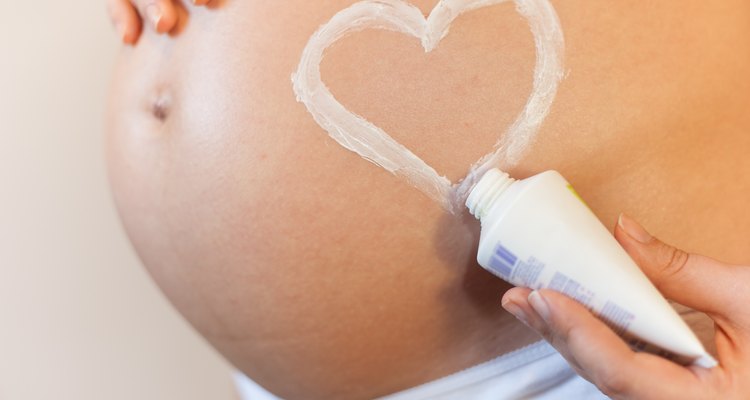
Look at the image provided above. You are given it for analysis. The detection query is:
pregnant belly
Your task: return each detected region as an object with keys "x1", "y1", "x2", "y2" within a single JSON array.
[{"x1": 105, "y1": 1, "x2": 750, "y2": 398}]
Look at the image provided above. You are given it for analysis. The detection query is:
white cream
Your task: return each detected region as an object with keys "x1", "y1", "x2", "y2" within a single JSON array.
[
  {"x1": 466, "y1": 169, "x2": 718, "y2": 368},
  {"x1": 292, "y1": 0, "x2": 564, "y2": 214}
]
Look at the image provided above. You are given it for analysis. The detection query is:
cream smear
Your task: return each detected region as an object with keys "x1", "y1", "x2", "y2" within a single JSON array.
[{"x1": 292, "y1": 0, "x2": 564, "y2": 214}]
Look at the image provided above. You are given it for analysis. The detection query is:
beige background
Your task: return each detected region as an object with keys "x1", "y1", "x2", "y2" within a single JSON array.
[{"x1": 0, "y1": 1, "x2": 237, "y2": 399}]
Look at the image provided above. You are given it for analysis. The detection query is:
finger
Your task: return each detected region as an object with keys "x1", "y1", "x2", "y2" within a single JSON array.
[
  {"x1": 503, "y1": 287, "x2": 586, "y2": 374},
  {"x1": 502, "y1": 287, "x2": 546, "y2": 330},
  {"x1": 131, "y1": 0, "x2": 179, "y2": 34},
  {"x1": 520, "y1": 289, "x2": 715, "y2": 399},
  {"x1": 192, "y1": 0, "x2": 212, "y2": 5},
  {"x1": 615, "y1": 214, "x2": 750, "y2": 320},
  {"x1": 107, "y1": 0, "x2": 142, "y2": 44}
]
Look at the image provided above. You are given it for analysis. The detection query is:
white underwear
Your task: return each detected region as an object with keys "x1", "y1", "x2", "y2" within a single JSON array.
[{"x1": 233, "y1": 341, "x2": 608, "y2": 399}]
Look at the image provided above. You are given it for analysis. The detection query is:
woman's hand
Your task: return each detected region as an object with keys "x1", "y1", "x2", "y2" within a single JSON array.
[
  {"x1": 502, "y1": 214, "x2": 750, "y2": 399},
  {"x1": 106, "y1": 0, "x2": 212, "y2": 45}
]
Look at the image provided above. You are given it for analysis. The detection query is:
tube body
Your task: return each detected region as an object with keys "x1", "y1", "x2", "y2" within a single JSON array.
[{"x1": 466, "y1": 169, "x2": 716, "y2": 367}]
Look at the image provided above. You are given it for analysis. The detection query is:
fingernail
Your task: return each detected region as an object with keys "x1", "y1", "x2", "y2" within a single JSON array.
[
  {"x1": 501, "y1": 298, "x2": 529, "y2": 325},
  {"x1": 618, "y1": 213, "x2": 653, "y2": 243},
  {"x1": 146, "y1": 3, "x2": 163, "y2": 29},
  {"x1": 528, "y1": 290, "x2": 551, "y2": 323},
  {"x1": 115, "y1": 21, "x2": 127, "y2": 42}
]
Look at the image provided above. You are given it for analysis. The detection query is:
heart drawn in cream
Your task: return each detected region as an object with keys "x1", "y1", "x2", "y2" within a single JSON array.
[{"x1": 292, "y1": 0, "x2": 564, "y2": 214}]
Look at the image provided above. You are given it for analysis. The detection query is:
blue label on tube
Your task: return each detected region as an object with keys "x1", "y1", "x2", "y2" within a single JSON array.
[{"x1": 489, "y1": 243, "x2": 518, "y2": 279}]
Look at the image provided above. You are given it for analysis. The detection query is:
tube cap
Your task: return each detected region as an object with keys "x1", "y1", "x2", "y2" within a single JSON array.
[{"x1": 465, "y1": 169, "x2": 515, "y2": 220}]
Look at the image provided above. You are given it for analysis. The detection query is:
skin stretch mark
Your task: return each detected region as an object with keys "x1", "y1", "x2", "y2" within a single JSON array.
[{"x1": 292, "y1": 0, "x2": 564, "y2": 214}]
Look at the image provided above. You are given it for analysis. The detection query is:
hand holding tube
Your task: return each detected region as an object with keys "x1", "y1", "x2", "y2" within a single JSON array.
[{"x1": 502, "y1": 214, "x2": 750, "y2": 399}]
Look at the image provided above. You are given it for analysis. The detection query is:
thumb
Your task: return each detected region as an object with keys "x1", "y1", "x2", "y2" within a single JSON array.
[
  {"x1": 614, "y1": 213, "x2": 746, "y2": 320},
  {"x1": 503, "y1": 288, "x2": 712, "y2": 399}
]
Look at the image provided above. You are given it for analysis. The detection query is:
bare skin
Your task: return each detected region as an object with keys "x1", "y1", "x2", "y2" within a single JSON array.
[{"x1": 106, "y1": 1, "x2": 750, "y2": 399}]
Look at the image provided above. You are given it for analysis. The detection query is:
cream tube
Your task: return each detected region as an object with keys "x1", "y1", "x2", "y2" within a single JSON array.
[{"x1": 466, "y1": 168, "x2": 717, "y2": 368}]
